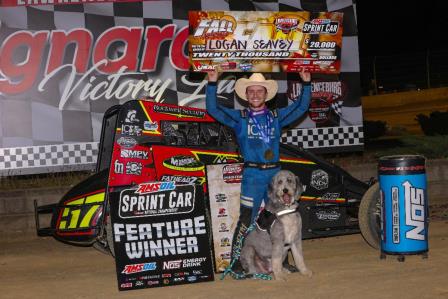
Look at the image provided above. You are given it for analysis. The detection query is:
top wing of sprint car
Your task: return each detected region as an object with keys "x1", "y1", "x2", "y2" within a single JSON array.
[{"x1": 34, "y1": 99, "x2": 380, "y2": 249}]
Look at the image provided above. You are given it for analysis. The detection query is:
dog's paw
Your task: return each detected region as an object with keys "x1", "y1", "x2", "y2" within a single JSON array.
[
  {"x1": 273, "y1": 272, "x2": 288, "y2": 281},
  {"x1": 282, "y1": 267, "x2": 291, "y2": 274},
  {"x1": 301, "y1": 268, "x2": 313, "y2": 277}
]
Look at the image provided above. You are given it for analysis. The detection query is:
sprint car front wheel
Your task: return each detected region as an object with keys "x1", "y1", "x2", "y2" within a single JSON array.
[{"x1": 359, "y1": 182, "x2": 381, "y2": 249}]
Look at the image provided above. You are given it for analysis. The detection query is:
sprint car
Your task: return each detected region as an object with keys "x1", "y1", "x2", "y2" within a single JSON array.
[{"x1": 34, "y1": 100, "x2": 380, "y2": 255}]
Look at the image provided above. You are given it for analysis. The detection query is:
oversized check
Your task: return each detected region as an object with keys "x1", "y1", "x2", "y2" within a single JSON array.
[{"x1": 189, "y1": 11, "x2": 343, "y2": 73}]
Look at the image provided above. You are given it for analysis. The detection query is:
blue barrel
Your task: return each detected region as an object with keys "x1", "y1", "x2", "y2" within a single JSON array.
[{"x1": 378, "y1": 155, "x2": 429, "y2": 255}]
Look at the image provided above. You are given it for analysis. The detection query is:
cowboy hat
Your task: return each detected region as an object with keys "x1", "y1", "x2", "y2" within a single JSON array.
[{"x1": 235, "y1": 73, "x2": 278, "y2": 101}]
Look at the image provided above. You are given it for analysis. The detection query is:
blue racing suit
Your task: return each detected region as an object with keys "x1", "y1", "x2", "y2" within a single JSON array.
[{"x1": 206, "y1": 81, "x2": 311, "y2": 262}]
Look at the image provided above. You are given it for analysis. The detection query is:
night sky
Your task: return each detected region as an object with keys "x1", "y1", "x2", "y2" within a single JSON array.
[{"x1": 356, "y1": 0, "x2": 448, "y2": 57}]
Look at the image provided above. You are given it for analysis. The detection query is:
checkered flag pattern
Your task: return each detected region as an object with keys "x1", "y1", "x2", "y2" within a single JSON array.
[
  {"x1": 331, "y1": 100, "x2": 343, "y2": 116},
  {"x1": 0, "y1": 0, "x2": 362, "y2": 175},
  {"x1": 0, "y1": 143, "x2": 98, "y2": 176},
  {"x1": 281, "y1": 126, "x2": 364, "y2": 150}
]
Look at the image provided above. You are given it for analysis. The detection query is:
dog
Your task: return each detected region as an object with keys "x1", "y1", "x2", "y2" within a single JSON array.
[{"x1": 240, "y1": 170, "x2": 312, "y2": 280}]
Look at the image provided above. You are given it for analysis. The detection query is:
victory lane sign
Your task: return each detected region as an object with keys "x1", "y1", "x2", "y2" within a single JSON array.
[{"x1": 109, "y1": 181, "x2": 214, "y2": 291}]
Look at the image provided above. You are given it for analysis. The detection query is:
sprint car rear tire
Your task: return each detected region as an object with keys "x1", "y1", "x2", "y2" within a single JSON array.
[
  {"x1": 359, "y1": 182, "x2": 381, "y2": 249},
  {"x1": 106, "y1": 214, "x2": 115, "y2": 257}
]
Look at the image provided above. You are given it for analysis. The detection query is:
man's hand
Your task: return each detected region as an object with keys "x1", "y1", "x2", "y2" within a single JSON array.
[
  {"x1": 299, "y1": 69, "x2": 311, "y2": 83},
  {"x1": 206, "y1": 69, "x2": 220, "y2": 82}
]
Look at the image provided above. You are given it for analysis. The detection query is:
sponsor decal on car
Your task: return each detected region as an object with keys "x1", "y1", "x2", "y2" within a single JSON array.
[
  {"x1": 121, "y1": 149, "x2": 149, "y2": 160},
  {"x1": 144, "y1": 120, "x2": 158, "y2": 131},
  {"x1": 163, "y1": 155, "x2": 205, "y2": 172},
  {"x1": 222, "y1": 164, "x2": 243, "y2": 183},
  {"x1": 125, "y1": 110, "x2": 140, "y2": 123},
  {"x1": 125, "y1": 162, "x2": 142, "y2": 175},
  {"x1": 153, "y1": 105, "x2": 206, "y2": 119},
  {"x1": 117, "y1": 136, "x2": 137, "y2": 149},
  {"x1": 321, "y1": 192, "x2": 340, "y2": 201},
  {"x1": 160, "y1": 175, "x2": 204, "y2": 185},
  {"x1": 311, "y1": 169, "x2": 329, "y2": 190},
  {"x1": 219, "y1": 222, "x2": 229, "y2": 232},
  {"x1": 220, "y1": 237, "x2": 230, "y2": 247},
  {"x1": 217, "y1": 208, "x2": 228, "y2": 217},
  {"x1": 215, "y1": 193, "x2": 227, "y2": 202},
  {"x1": 315, "y1": 210, "x2": 341, "y2": 221},
  {"x1": 121, "y1": 124, "x2": 142, "y2": 136}
]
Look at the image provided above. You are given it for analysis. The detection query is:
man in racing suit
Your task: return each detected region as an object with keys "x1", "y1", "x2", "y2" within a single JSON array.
[{"x1": 206, "y1": 70, "x2": 311, "y2": 272}]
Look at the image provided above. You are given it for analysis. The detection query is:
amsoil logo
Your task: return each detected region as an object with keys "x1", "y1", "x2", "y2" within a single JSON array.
[
  {"x1": 193, "y1": 17, "x2": 236, "y2": 38},
  {"x1": 122, "y1": 262, "x2": 157, "y2": 274},
  {"x1": 135, "y1": 182, "x2": 176, "y2": 195},
  {"x1": 275, "y1": 18, "x2": 298, "y2": 34}
]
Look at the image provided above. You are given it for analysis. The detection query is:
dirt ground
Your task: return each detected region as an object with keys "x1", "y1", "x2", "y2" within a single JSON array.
[{"x1": 1, "y1": 220, "x2": 447, "y2": 299}]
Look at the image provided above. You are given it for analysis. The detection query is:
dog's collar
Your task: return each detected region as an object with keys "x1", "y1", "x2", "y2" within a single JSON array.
[
  {"x1": 276, "y1": 207, "x2": 298, "y2": 217},
  {"x1": 275, "y1": 206, "x2": 299, "y2": 217}
]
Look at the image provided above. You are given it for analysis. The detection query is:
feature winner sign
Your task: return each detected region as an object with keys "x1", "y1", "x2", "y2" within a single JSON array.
[
  {"x1": 109, "y1": 181, "x2": 214, "y2": 291},
  {"x1": 189, "y1": 11, "x2": 343, "y2": 73}
]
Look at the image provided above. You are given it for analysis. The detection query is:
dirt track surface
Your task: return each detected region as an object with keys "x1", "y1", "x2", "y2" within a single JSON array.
[{"x1": 1, "y1": 221, "x2": 447, "y2": 299}]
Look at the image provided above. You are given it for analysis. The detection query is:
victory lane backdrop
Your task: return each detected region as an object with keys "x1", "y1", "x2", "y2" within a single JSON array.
[
  {"x1": 0, "y1": 0, "x2": 362, "y2": 176},
  {"x1": 109, "y1": 182, "x2": 215, "y2": 291}
]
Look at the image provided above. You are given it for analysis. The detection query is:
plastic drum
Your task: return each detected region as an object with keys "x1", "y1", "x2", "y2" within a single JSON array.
[{"x1": 378, "y1": 155, "x2": 429, "y2": 256}]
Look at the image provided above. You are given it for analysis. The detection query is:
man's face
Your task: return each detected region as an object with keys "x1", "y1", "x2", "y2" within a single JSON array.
[{"x1": 246, "y1": 85, "x2": 267, "y2": 110}]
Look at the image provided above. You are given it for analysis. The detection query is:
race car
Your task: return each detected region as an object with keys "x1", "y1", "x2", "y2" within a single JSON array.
[{"x1": 34, "y1": 99, "x2": 380, "y2": 255}]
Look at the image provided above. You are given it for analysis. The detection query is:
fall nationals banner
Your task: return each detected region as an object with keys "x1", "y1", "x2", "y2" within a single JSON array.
[
  {"x1": 0, "y1": 0, "x2": 363, "y2": 174},
  {"x1": 189, "y1": 11, "x2": 343, "y2": 73}
]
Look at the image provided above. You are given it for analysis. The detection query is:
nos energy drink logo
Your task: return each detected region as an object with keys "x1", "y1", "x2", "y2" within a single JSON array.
[{"x1": 403, "y1": 181, "x2": 425, "y2": 240}]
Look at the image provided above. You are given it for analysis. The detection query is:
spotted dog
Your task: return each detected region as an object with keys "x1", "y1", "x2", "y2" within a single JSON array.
[{"x1": 240, "y1": 170, "x2": 312, "y2": 280}]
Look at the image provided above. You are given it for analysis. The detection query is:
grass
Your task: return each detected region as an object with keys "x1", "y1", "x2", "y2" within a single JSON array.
[{"x1": 369, "y1": 135, "x2": 448, "y2": 159}]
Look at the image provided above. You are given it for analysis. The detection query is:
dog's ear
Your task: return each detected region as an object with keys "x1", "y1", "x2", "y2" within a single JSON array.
[{"x1": 295, "y1": 175, "x2": 303, "y2": 202}]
